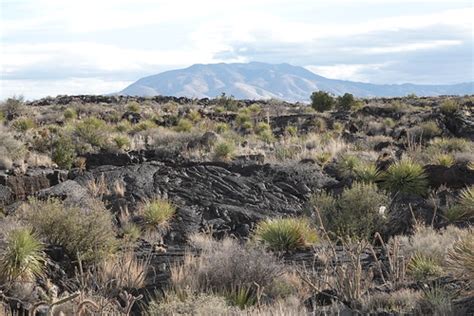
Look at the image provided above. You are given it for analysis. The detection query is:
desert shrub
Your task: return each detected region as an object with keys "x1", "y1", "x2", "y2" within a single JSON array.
[
  {"x1": 440, "y1": 99, "x2": 459, "y2": 114},
  {"x1": 258, "y1": 129, "x2": 275, "y2": 143},
  {"x1": 433, "y1": 153, "x2": 454, "y2": 167},
  {"x1": 253, "y1": 217, "x2": 318, "y2": 251},
  {"x1": 309, "y1": 117, "x2": 327, "y2": 132},
  {"x1": 147, "y1": 292, "x2": 235, "y2": 316},
  {"x1": 171, "y1": 235, "x2": 284, "y2": 306},
  {"x1": 142, "y1": 198, "x2": 175, "y2": 229},
  {"x1": 75, "y1": 117, "x2": 108, "y2": 147},
  {"x1": 175, "y1": 118, "x2": 193, "y2": 132},
  {"x1": 113, "y1": 134, "x2": 131, "y2": 150},
  {"x1": 255, "y1": 122, "x2": 271, "y2": 135},
  {"x1": 214, "y1": 122, "x2": 230, "y2": 134},
  {"x1": 313, "y1": 182, "x2": 389, "y2": 239},
  {"x1": 116, "y1": 120, "x2": 132, "y2": 133},
  {"x1": 214, "y1": 141, "x2": 235, "y2": 160},
  {"x1": 383, "y1": 117, "x2": 396, "y2": 128},
  {"x1": 187, "y1": 109, "x2": 201, "y2": 122},
  {"x1": 398, "y1": 225, "x2": 470, "y2": 266},
  {"x1": 362, "y1": 289, "x2": 421, "y2": 314},
  {"x1": 1, "y1": 96, "x2": 24, "y2": 119},
  {"x1": 417, "y1": 286, "x2": 454, "y2": 316},
  {"x1": 430, "y1": 137, "x2": 468, "y2": 153},
  {"x1": 314, "y1": 152, "x2": 333, "y2": 166},
  {"x1": 354, "y1": 163, "x2": 381, "y2": 183},
  {"x1": 418, "y1": 121, "x2": 441, "y2": 139},
  {"x1": 121, "y1": 222, "x2": 141, "y2": 243},
  {"x1": 217, "y1": 93, "x2": 239, "y2": 111},
  {"x1": 127, "y1": 101, "x2": 140, "y2": 113},
  {"x1": 311, "y1": 91, "x2": 335, "y2": 112},
  {"x1": 387, "y1": 101, "x2": 413, "y2": 112},
  {"x1": 98, "y1": 251, "x2": 147, "y2": 290},
  {"x1": 63, "y1": 108, "x2": 77, "y2": 120},
  {"x1": 12, "y1": 117, "x2": 36, "y2": 132},
  {"x1": 52, "y1": 134, "x2": 76, "y2": 169},
  {"x1": 447, "y1": 232, "x2": 474, "y2": 280},
  {"x1": 132, "y1": 119, "x2": 156, "y2": 132},
  {"x1": 407, "y1": 254, "x2": 443, "y2": 281},
  {"x1": 24, "y1": 198, "x2": 116, "y2": 263},
  {"x1": 381, "y1": 159, "x2": 428, "y2": 195},
  {"x1": 0, "y1": 228, "x2": 46, "y2": 282},
  {"x1": 0, "y1": 130, "x2": 27, "y2": 166},
  {"x1": 336, "y1": 154, "x2": 361, "y2": 178},
  {"x1": 236, "y1": 111, "x2": 251, "y2": 129},
  {"x1": 337, "y1": 93, "x2": 356, "y2": 110},
  {"x1": 0, "y1": 110, "x2": 4, "y2": 122},
  {"x1": 285, "y1": 125, "x2": 298, "y2": 137}
]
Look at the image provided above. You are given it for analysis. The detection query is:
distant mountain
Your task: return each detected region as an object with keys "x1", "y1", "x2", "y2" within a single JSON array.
[{"x1": 119, "y1": 62, "x2": 473, "y2": 101}]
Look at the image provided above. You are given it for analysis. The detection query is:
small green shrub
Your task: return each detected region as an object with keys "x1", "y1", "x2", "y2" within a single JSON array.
[
  {"x1": 285, "y1": 125, "x2": 298, "y2": 137},
  {"x1": 142, "y1": 198, "x2": 176, "y2": 229},
  {"x1": 419, "y1": 121, "x2": 441, "y2": 139},
  {"x1": 382, "y1": 159, "x2": 428, "y2": 195},
  {"x1": 63, "y1": 108, "x2": 77, "y2": 120},
  {"x1": 121, "y1": 223, "x2": 141, "y2": 243},
  {"x1": 418, "y1": 286, "x2": 453, "y2": 315},
  {"x1": 337, "y1": 93, "x2": 356, "y2": 110},
  {"x1": 213, "y1": 141, "x2": 235, "y2": 160},
  {"x1": 1, "y1": 96, "x2": 24, "y2": 119},
  {"x1": 440, "y1": 99, "x2": 459, "y2": 114},
  {"x1": 407, "y1": 254, "x2": 443, "y2": 281},
  {"x1": 447, "y1": 232, "x2": 474, "y2": 280},
  {"x1": 311, "y1": 91, "x2": 335, "y2": 112},
  {"x1": 255, "y1": 122, "x2": 271, "y2": 134},
  {"x1": 147, "y1": 292, "x2": 235, "y2": 315},
  {"x1": 313, "y1": 182, "x2": 389, "y2": 239},
  {"x1": 0, "y1": 228, "x2": 46, "y2": 282},
  {"x1": 75, "y1": 117, "x2": 108, "y2": 147},
  {"x1": 132, "y1": 119, "x2": 156, "y2": 132},
  {"x1": 127, "y1": 101, "x2": 140, "y2": 113},
  {"x1": 175, "y1": 118, "x2": 193, "y2": 132},
  {"x1": 253, "y1": 217, "x2": 318, "y2": 251},
  {"x1": 458, "y1": 186, "x2": 474, "y2": 215},
  {"x1": 52, "y1": 134, "x2": 77, "y2": 169},
  {"x1": 24, "y1": 198, "x2": 116, "y2": 263},
  {"x1": 113, "y1": 135, "x2": 131, "y2": 150},
  {"x1": 214, "y1": 122, "x2": 229, "y2": 134},
  {"x1": 12, "y1": 117, "x2": 36, "y2": 132},
  {"x1": 187, "y1": 109, "x2": 201, "y2": 122},
  {"x1": 430, "y1": 137, "x2": 468, "y2": 153}
]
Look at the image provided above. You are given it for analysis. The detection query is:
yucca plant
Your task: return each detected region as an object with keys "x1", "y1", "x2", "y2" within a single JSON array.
[
  {"x1": 253, "y1": 217, "x2": 318, "y2": 251},
  {"x1": 458, "y1": 186, "x2": 474, "y2": 218},
  {"x1": 337, "y1": 154, "x2": 361, "y2": 178},
  {"x1": 354, "y1": 163, "x2": 381, "y2": 183},
  {"x1": 407, "y1": 254, "x2": 443, "y2": 281},
  {"x1": 382, "y1": 159, "x2": 428, "y2": 195},
  {"x1": 143, "y1": 198, "x2": 176, "y2": 229},
  {"x1": 447, "y1": 232, "x2": 474, "y2": 280},
  {"x1": 0, "y1": 228, "x2": 46, "y2": 282},
  {"x1": 434, "y1": 154, "x2": 454, "y2": 167}
]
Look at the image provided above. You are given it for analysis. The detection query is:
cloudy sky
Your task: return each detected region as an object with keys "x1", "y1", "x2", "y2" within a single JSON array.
[{"x1": 1, "y1": 0, "x2": 473, "y2": 99}]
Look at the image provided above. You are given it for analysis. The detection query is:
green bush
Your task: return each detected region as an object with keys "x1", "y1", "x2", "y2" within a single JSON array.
[
  {"x1": 52, "y1": 134, "x2": 77, "y2": 169},
  {"x1": 285, "y1": 125, "x2": 298, "y2": 137},
  {"x1": 63, "y1": 108, "x2": 77, "y2": 120},
  {"x1": 113, "y1": 134, "x2": 131, "y2": 150},
  {"x1": 24, "y1": 198, "x2": 116, "y2": 263},
  {"x1": 12, "y1": 117, "x2": 36, "y2": 132},
  {"x1": 440, "y1": 99, "x2": 459, "y2": 115},
  {"x1": 187, "y1": 109, "x2": 201, "y2": 122},
  {"x1": 382, "y1": 159, "x2": 428, "y2": 195},
  {"x1": 253, "y1": 217, "x2": 318, "y2": 251},
  {"x1": 313, "y1": 182, "x2": 389, "y2": 239},
  {"x1": 214, "y1": 141, "x2": 235, "y2": 160},
  {"x1": 433, "y1": 153, "x2": 454, "y2": 167},
  {"x1": 1, "y1": 96, "x2": 24, "y2": 119},
  {"x1": 430, "y1": 137, "x2": 468, "y2": 153},
  {"x1": 142, "y1": 198, "x2": 176, "y2": 229},
  {"x1": 175, "y1": 118, "x2": 193, "y2": 132},
  {"x1": 419, "y1": 121, "x2": 441, "y2": 139},
  {"x1": 337, "y1": 93, "x2": 356, "y2": 110},
  {"x1": 0, "y1": 228, "x2": 46, "y2": 282},
  {"x1": 311, "y1": 91, "x2": 335, "y2": 112},
  {"x1": 214, "y1": 122, "x2": 229, "y2": 134},
  {"x1": 75, "y1": 117, "x2": 108, "y2": 147},
  {"x1": 127, "y1": 101, "x2": 141, "y2": 113}
]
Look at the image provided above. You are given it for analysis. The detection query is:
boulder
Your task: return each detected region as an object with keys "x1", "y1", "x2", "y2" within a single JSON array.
[{"x1": 424, "y1": 163, "x2": 474, "y2": 189}]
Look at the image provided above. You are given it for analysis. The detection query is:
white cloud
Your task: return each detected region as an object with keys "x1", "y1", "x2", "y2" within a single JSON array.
[
  {"x1": 305, "y1": 63, "x2": 390, "y2": 82},
  {"x1": 355, "y1": 40, "x2": 463, "y2": 54},
  {"x1": 0, "y1": 78, "x2": 132, "y2": 100}
]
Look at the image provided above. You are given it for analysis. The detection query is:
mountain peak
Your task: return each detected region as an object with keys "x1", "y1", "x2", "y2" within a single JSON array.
[{"x1": 120, "y1": 62, "x2": 473, "y2": 101}]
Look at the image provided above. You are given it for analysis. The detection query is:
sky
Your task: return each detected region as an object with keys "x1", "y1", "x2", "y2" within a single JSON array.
[{"x1": 0, "y1": 0, "x2": 473, "y2": 100}]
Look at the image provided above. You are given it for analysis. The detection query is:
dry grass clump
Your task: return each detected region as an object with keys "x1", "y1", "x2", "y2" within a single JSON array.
[
  {"x1": 98, "y1": 251, "x2": 148, "y2": 290},
  {"x1": 171, "y1": 235, "x2": 285, "y2": 307},
  {"x1": 142, "y1": 198, "x2": 176, "y2": 229},
  {"x1": 362, "y1": 289, "x2": 422, "y2": 314},
  {"x1": 447, "y1": 231, "x2": 474, "y2": 281},
  {"x1": 23, "y1": 198, "x2": 116, "y2": 263}
]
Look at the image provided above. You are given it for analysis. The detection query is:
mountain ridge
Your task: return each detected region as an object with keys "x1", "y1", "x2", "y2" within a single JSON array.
[{"x1": 119, "y1": 62, "x2": 473, "y2": 101}]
